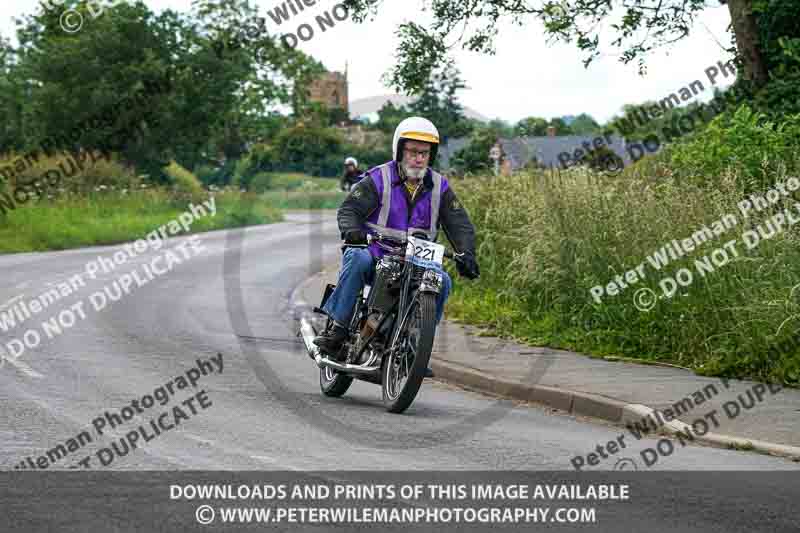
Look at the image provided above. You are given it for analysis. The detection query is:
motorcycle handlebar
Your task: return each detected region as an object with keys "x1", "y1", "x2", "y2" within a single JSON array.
[{"x1": 344, "y1": 233, "x2": 463, "y2": 263}]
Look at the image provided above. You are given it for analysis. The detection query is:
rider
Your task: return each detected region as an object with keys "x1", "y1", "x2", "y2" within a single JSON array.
[
  {"x1": 314, "y1": 117, "x2": 480, "y2": 365},
  {"x1": 340, "y1": 157, "x2": 363, "y2": 191}
]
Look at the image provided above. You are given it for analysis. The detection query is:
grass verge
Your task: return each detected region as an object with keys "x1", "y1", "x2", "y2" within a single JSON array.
[
  {"x1": 444, "y1": 167, "x2": 800, "y2": 386},
  {"x1": 260, "y1": 190, "x2": 345, "y2": 210},
  {"x1": 0, "y1": 189, "x2": 282, "y2": 253}
]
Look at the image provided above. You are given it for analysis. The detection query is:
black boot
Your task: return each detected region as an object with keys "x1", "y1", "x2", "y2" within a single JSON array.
[{"x1": 313, "y1": 324, "x2": 348, "y2": 357}]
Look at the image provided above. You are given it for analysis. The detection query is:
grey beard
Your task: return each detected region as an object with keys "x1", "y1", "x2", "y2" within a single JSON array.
[{"x1": 402, "y1": 164, "x2": 426, "y2": 180}]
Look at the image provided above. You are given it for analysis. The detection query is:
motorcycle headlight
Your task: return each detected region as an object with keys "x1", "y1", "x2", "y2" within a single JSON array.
[
  {"x1": 420, "y1": 270, "x2": 442, "y2": 292},
  {"x1": 423, "y1": 270, "x2": 442, "y2": 283}
]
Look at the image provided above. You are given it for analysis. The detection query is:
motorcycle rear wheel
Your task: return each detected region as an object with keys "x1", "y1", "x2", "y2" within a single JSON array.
[
  {"x1": 319, "y1": 365, "x2": 353, "y2": 397},
  {"x1": 381, "y1": 293, "x2": 436, "y2": 413}
]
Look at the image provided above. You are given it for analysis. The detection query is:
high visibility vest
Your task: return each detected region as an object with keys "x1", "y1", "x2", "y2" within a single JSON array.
[{"x1": 362, "y1": 161, "x2": 446, "y2": 257}]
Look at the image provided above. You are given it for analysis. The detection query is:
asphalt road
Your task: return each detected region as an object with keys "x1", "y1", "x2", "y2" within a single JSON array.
[
  {"x1": 1, "y1": 211, "x2": 799, "y2": 531},
  {"x1": 2, "y1": 211, "x2": 799, "y2": 471}
]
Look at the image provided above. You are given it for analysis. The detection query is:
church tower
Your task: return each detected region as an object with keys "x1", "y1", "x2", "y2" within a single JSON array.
[{"x1": 308, "y1": 63, "x2": 349, "y2": 115}]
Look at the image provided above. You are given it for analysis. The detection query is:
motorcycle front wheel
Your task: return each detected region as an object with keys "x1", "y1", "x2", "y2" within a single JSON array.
[
  {"x1": 319, "y1": 318, "x2": 353, "y2": 397},
  {"x1": 381, "y1": 292, "x2": 436, "y2": 413}
]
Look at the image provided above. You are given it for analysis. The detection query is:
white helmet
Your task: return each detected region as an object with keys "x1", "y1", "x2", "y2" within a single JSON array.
[
  {"x1": 344, "y1": 157, "x2": 358, "y2": 167},
  {"x1": 392, "y1": 117, "x2": 440, "y2": 164}
]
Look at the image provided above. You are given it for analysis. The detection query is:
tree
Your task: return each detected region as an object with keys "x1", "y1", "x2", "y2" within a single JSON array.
[
  {"x1": 234, "y1": 121, "x2": 345, "y2": 178},
  {"x1": 274, "y1": 122, "x2": 344, "y2": 176},
  {"x1": 450, "y1": 121, "x2": 512, "y2": 173},
  {"x1": 745, "y1": 0, "x2": 800, "y2": 116},
  {"x1": 568, "y1": 113, "x2": 601, "y2": 135},
  {"x1": 515, "y1": 117, "x2": 549, "y2": 137},
  {"x1": 726, "y1": 0, "x2": 768, "y2": 87},
  {"x1": 450, "y1": 128, "x2": 497, "y2": 174},
  {"x1": 343, "y1": 0, "x2": 771, "y2": 94},
  {"x1": 328, "y1": 107, "x2": 351, "y2": 126},
  {"x1": 406, "y1": 60, "x2": 473, "y2": 142},
  {"x1": 191, "y1": 0, "x2": 322, "y2": 162},
  {"x1": 608, "y1": 100, "x2": 706, "y2": 141},
  {"x1": 485, "y1": 118, "x2": 515, "y2": 138},
  {"x1": 374, "y1": 101, "x2": 414, "y2": 135},
  {"x1": 547, "y1": 117, "x2": 573, "y2": 135},
  {"x1": 7, "y1": 0, "x2": 319, "y2": 179},
  {"x1": 13, "y1": 1, "x2": 182, "y2": 177},
  {"x1": 515, "y1": 117, "x2": 577, "y2": 136},
  {"x1": 299, "y1": 102, "x2": 350, "y2": 127},
  {"x1": 0, "y1": 37, "x2": 24, "y2": 154}
]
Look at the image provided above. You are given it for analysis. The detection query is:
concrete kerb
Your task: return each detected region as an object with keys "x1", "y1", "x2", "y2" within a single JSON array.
[
  {"x1": 621, "y1": 404, "x2": 800, "y2": 461},
  {"x1": 292, "y1": 267, "x2": 800, "y2": 462},
  {"x1": 428, "y1": 349, "x2": 800, "y2": 462}
]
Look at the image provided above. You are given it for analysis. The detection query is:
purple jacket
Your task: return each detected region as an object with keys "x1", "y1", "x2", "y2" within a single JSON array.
[
  {"x1": 337, "y1": 160, "x2": 476, "y2": 260},
  {"x1": 361, "y1": 161, "x2": 446, "y2": 258}
]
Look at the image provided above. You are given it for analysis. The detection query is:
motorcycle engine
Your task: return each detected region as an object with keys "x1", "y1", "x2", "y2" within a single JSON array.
[{"x1": 368, "y1": 257, "x2": 402, "y2": 314}]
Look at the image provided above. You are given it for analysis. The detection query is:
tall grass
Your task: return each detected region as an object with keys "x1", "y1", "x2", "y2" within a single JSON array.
[
  {"x1": 1, "y1": 149, "x2": 141, "y2": 197},
  {"x1": 0, "y1": 149, "x2": 288, "y2": 253},
  {"x1": 446, "y1": 165, "x2": 800, "y2": 385}
]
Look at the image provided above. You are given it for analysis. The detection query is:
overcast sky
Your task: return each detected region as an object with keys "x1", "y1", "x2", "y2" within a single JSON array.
[{"x1": 1, "y1": 0, "x2": 736, "y2": 124}]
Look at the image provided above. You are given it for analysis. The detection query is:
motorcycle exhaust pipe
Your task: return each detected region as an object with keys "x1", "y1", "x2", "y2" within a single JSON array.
[
  {"x1": 299, "y1": 318, "x2": 320, "y2": 362},
  {"x1": 300, "y1": 317, "x2": 380, "y2": 375},
  {"x1": 314, "y1": 354, "x2": 380, "y2": 375}
]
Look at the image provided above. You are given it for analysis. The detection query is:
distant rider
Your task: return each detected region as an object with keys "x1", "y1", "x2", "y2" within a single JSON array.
[{"x1": 340, "y1": 157, "x2": 363, "y2": 192}]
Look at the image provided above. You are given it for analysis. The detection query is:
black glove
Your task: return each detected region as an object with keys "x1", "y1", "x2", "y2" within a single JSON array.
[
  {"x1": 343, "y1": 230, "x2": 367, "y2": 244},
  {"x1": 456, "y1": 252, "x2": 480, "y2": 279}
]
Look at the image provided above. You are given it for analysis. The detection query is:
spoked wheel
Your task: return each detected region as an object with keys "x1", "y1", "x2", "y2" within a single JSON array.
[
  {"x1": 319, "y1": 318, "x2": 353, "y2": 397},
  {"x1": 320, "y1": 364, "x2": 352, "y2": 397},
  {"x1": 381, "y1": 293, "x2": 436, "y2": 413}
]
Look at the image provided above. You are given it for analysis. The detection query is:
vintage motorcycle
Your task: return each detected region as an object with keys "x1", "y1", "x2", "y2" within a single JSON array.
[{"x1": 299, "y1": 232, "x2": 463, "y2": 413}]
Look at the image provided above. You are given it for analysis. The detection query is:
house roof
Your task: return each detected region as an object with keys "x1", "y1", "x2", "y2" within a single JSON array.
[
  {"x1": 436, "y1": 137, "x2": 471, "y2": 169},
  {"x1": 439, "y1": 134, "x2": 640, "y2": 171}
]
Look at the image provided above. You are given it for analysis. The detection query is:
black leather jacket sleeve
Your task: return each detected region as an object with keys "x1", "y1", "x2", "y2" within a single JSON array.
[
  {"x1": 337, "y1": 175, "x2": 380, "y2": 240},
  {"x1": 438, "y1": 187, "x2": 476, "y2": 256}
]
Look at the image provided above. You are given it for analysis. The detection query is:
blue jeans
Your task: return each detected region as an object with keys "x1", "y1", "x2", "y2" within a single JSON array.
[{"x1": 322, "y1": 248, "x2": 452, "y2": 327}]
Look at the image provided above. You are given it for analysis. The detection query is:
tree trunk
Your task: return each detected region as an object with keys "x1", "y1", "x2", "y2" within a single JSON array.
[{"x1": 726, "y1": 0, "x2": 769, "y2": 88}]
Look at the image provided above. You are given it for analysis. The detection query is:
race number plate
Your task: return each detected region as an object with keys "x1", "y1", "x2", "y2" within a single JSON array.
[{"x1": 406, "y1": 236, "x2": 445, "y2": 268}]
